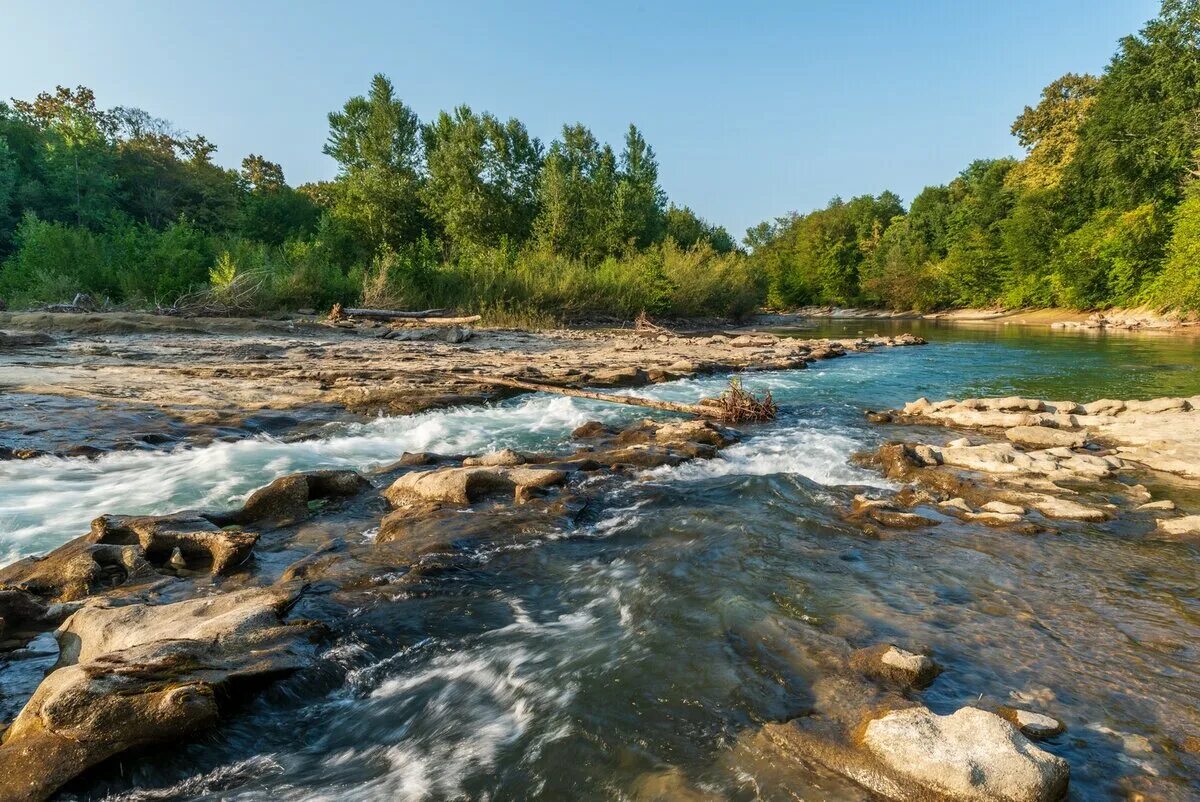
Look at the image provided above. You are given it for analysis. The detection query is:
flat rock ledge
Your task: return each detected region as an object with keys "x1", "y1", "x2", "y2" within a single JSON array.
[{"x1": 851, "y1": 394, "x2": 1199, "y2": 537}]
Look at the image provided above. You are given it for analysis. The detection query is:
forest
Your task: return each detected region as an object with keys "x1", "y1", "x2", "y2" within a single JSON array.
[{"x1": 0, "y1": 0, "x2": 1198, "y2": 320}]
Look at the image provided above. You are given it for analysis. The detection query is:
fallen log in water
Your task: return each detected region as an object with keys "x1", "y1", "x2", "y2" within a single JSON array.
[{"x1": 476, "y1": 375, "x2": 776, "y2": 423}]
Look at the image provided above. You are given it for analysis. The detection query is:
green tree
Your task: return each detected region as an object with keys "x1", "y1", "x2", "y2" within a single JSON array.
[
  {"x1": 534, "y1": 123, "x2": 618, "y2": 262},
  {"x1": 611, "y1": 124, "x2": 666, "y2": 250},
  {"x1": 421, "y1": 106, "x2": 542, "y2": 252},
  {"x1": 324, "y1": 74, "x2": 425, "y2": 252},
  {"x1": 1070, "y1": 0, "x2": 1200, "y2": 209},
  {"x1": 665, "y1": 204, "x2": 736, "y2": 253},
  {"x1": 1007, "y1": 74, "x2": 1099, "y2": 190}
]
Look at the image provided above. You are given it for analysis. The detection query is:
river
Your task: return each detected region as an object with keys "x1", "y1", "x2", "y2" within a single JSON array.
[{"x1": 4, "y1": 321, "x2": 1199, "y2": 800}]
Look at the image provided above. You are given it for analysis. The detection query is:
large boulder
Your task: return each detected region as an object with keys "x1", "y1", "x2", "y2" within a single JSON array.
[
  {"x1": 0, "y1": 584, "x2": 321, "y2": 802},
  {"x1": 862, "y1": 706, "x2": 1069, "y2": 802}
]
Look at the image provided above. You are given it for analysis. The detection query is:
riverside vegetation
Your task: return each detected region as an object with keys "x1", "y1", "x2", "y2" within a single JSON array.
[{"x1": 3, "y1": 1, "x2": 1200, "y2": 321}]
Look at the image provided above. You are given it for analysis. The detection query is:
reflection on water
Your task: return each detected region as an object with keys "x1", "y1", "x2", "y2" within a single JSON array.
[{"x1": 11, "y1": 321, "x2": 1200, "y2": 800}]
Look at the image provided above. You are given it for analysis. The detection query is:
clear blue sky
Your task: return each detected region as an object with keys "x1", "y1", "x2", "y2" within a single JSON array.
[{"x1": 3, "y1": 0, "x2": 1159, "y2": 239}]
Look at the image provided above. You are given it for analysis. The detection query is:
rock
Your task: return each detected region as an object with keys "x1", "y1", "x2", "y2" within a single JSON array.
[
  {"x1": 0, "y1": 585, "x2": 321, "y2": 802},
  {"x1": 652, "y1": 419, "x2": 739, "y2": 448},
  {"x1": 998, "y1": 707, "x2": 1067, "y2": 740},
  {"x1": 940, "y1": 497, "x2": 973, "y2": 513},
  {"x1": 590, "y1": 366, "x2": 649, "y2": 387},
  {"x1": 1137, "y1": 500, "x2": 1176, "y2": 511},
  {"x1": 0, "y1": 331, "x2": 53, "y2": 349},
  {"x1": 572, "y1": 420, "x2": 612, "y2": 439},
  {"x1": 912, "y1": 444, "x2": 941, "y2": 466},
  {"x1": 1081, "y1": 399, "x2": 1124, "y2": 415},
  {"x1": 947, "y1": 437, "x2": 971, "y2": 448},
  {"x1": 463, "y1": 448, "x2": 527, "y2": 467},
  {"x1": 981, "y1": 500, "x2": 1026, "y2": 516},
  {"x1": 214, "y1": 470, "x2": 370, "y2": 526},
  {"x1": 983, "y1": 397, "x2": 1046, "y2": 413},
  {"x1": 964, "y1": 511, "x2": 1024, "y2": 527},
  {"x1": 90, "y1": 512, "x2": 258, "y2": 575},
  {"x1": 0, "y1": 588, "x2": 50, "y2": 640},
  {"x1": 1005, "y1": 426, "x2": 1086, "y2": 450},
  {"x1": 384, "y1": 465, "x2": 567, "y2": 506},
  {"x1": 0, "y1": 539, "x2": 151, "y2": 603},
  {"x1": 1125, "y1": 397, "x2": 1190, "y2": 414},
  {"x1": 863, "y1": 706, "x2": 1069, "y2": 802},
  {"x1": 1157, "y1": 514, "x2": 1200, "y2": 538},
  {"x1": 849, "y1": 644, "x2": 940, "y2": 688}
]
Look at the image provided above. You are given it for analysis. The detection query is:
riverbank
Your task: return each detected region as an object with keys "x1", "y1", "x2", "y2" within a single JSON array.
[
  {"x1": 0, "y1": 310, "x2": 921, "y2": 460},
  {"x1": 2, "y1": 315, "x2": 1200, "y2": 799},
  {"x1": 777, "y1": 305, "x2": 1200, "y2": 333}
]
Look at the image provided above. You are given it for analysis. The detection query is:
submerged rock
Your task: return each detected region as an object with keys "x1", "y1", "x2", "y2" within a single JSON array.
[
  {"x1": 998, "y1": 707, "x2": 1067, "y2": 740},
  {"x1": 862, "y1": 706, "x2": 1069, "y2": 802},
  {"x1": 849, "y1": 643, "x2": 941, "y2": 688}
]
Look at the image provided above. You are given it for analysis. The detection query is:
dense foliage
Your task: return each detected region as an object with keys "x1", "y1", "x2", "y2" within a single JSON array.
[
  {"x1": 0, "y1": 77, "x2": 742, "y2": 321},
  {"x1": 3, "y1": 1, "x2": 1199, "y2": 319},
  {"x1": 749, "y1": 0, "x2": 1200, "y2": 312}
]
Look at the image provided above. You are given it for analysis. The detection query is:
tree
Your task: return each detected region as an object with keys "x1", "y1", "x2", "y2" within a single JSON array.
[
  {"x1": 240, "y1": 154, "x2": 286, "y2": 191},
  {"x1": 421, "y1": 105, "x2": 542, "y2": 252},
  {"x1": 324, "y1": 74, "x2": 425, "y2": 252},
  {"x1": 534, "y1": 123, "x2": 618, "y2": 262},
  {"x1": 611, "y1": 124, "x2": 666, "y2": 250},
  {"x1": 1007, "y1": 74, "x2": 1099, "y2": 190},
  {"x1": 1070, "y1": 0, "x2": 1200, "y2": 209},
  {"x1": 665, "y1": 205, "x2": 735, "y2": 253},
  {"x1": 238, "y1": 155, "x2": 319, "y2": 245},
  {"x1": 11, "y1": 85, "x2": 117, "y2": 228}
]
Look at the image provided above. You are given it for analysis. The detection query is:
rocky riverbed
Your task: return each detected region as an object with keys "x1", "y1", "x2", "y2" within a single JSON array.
[{"x1": 2, "y1": 316, "x2": 1199, "y2": 800}]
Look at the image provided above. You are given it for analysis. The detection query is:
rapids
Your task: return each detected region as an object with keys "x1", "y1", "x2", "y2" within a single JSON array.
[{"x1": 5, "y1": 320, "x2": 1200, "y2": 800}]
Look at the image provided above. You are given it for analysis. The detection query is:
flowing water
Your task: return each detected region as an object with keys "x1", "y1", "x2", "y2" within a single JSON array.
[{"x1": 4, "y1": 321, "x2": 1200, "y2": 800}]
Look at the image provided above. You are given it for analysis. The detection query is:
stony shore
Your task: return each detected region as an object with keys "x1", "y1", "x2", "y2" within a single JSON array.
[
  {"x1": 5, "y1": 311, "x2": 1200, "y2": 800},
  {"x1": 0, "y1": 310, "x2": 921, "y2": 458}
]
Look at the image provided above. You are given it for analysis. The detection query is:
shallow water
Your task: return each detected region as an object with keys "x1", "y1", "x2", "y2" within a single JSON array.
[{"x1": 5, "y1": 323, "x2": 1200, "y2": 800}]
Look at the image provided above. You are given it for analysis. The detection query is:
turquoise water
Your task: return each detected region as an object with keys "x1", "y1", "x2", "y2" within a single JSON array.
[{"x1": 5, "y1": 323, "x2": 1199, "y2": 800}]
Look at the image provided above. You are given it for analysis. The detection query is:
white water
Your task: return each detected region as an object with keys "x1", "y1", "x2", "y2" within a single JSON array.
[{"x1": 0, "y1": 372, "x2": 881, "y2": 564}]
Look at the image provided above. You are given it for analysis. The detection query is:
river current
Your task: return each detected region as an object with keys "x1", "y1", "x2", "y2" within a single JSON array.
[{"x1": 3, "y1": 321, "x2": 1199, "y2": 800}]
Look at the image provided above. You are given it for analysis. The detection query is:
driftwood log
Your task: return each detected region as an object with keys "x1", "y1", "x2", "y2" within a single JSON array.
[{"x1": 342, "y1": 308, "x2": 451, "y2": 320}]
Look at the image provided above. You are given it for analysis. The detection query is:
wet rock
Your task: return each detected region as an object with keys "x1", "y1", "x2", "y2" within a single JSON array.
[
  {"x1": 91, "y1": 512, "x2": 258, "y2": 575},
  {"x1": 652, "y1": 419, "x2": 739, "y2": 448},
  {"x1": 849, "y1": 644, "x2": 941, "y2": 688},
  {"x1": 940, "y1": 497, "x2": 973, "y2": 513},
  {"x1": 964, "y1": 511, "x2": 1025, "y2": 527},
  {"x1": 0, "y1": 588, "x2": 51, "y2": 642},
  {"x1": 1005, "y1": 426, "x2": 1086, "y2": 450},
  {"x1": 1137, "y1": 499, "x2": 1176, "y2": 511},
  {"x1": 998, "y1": 707, "x2": 1067, "y2": 740},
  {"x1": 0, "y1": 585, "x2": 322, "y2": 802},
  {"x1": 384, "y1": 465, "x2": 567, "y2": 506},
  {"x1": 981, "y1": 500, "x2": 1026, "y2": 516},
  {"x1": 213, "y1": 470, "x2": 370, "y2": 527},
  {"x1": 0, "y1": 331, "x2": 53, "y2": 348},
  {"x1": 572, "y1": 420, "x2": 612, "y2": 439},
  {"x1": 0, "y1": 539, "x2": 151, "y2": 603},
  {"x1": 1157, "y1": 514, "x2": 1200, "y2": 538},
  {"x1": 463, "y1": 448, "x2": 527, "y2": 467},
  {"x1": 863, "y1": 706, "x2": 1070, "y2": 802}
]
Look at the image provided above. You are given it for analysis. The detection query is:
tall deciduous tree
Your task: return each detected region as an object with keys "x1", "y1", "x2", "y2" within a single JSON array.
[
  {"x1": 324, "y1": 74, "x2": 425, "y2": 252},
  {"x1": 534, "y1": 124, "x2": 618, "y2": 262},
  {"x1": 1007, "y1": 73, "x2": 1099, "y2": 190},
  {"x1": 421, "y1": 106, "x2": 542, "y2": 252}
]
